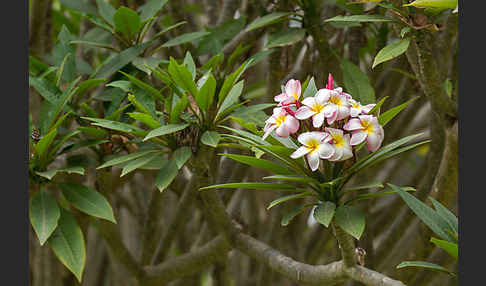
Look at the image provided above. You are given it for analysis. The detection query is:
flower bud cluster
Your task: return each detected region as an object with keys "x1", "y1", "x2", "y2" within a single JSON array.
[{"x1": 262, "y1": 74, "x2": 384, "y2": 171}]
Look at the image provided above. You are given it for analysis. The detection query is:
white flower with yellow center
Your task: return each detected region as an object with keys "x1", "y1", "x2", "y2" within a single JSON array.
[
  {"x1": 294, "y1": 92, "x2": 329, "y2": 127},
  {"x1": 290, "y1": 132, "x2": 334, "y2": 171},
  {"x1": 325, "y1": 127, "x2": 353, "y2": 162},
  {"x1": 321, "y1": 89, "x2": 351, "y2": 125},
  {"x1": 263, "y1": 107, "x2": 300, "y2": 140},
  {"x1": 274, "y1": 79, "x2": 302, "y2": 106},
  {"x1": 348, "y1": 98, "x2": 376, "y2": 117},
  {"x1": 343, "y1": 115, "x2": 384, "y2": 152}
]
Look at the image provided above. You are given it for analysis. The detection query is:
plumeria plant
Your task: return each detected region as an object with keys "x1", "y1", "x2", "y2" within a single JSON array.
[{"x1": 202, "y1": 74, "x2": 429, "y2": 240}]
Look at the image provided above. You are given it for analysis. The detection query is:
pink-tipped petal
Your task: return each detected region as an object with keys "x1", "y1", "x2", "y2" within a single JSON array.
[
  {"x1": 350, "y1": 107, "x2": 361, "y2": 117},
  {"x1": 326, "y1": 73, "x2": 334, "y2": 90},
  {"x1": 326, "y1": 111, "x2": 338, "y2": 125},
  {"x1": 291, "y1": 146, "x2": 311, "y2": 159},
  {"x1": 350, "y1": 131, "x2": 367, "y2": 145},
  {"x1": 366, "y1": 132, "x2": 383, "y2": 152},
  {"x1": 274, "y1": 93, "x2": 288, "y2": 102},
  {"x1": 325, "y1": 127, "x2": 343, "y2": 137},
  {"x1": 306, "y1": 151, "x2": 320, "y2": 171},
  {"x1": 285, "y1": 116, "x2": 300, "y2": 134},
  {"x1": 312, "y1": 112, "x2": 325, "y2": 128},
  {"x1": 285, "y1": 79, "x2": 301, "y2": 98},
  {"x1": 337, "y1": 106, "x2": 350, "y2": 121},
  {"x1": 343, "y1": 118, "x2": 363, "y2": 131},
  {"x1": 295, "y1": 106, "x2": 315, "y2": 119},
  {"x1": 362, "y1": 104, "x2": 376, "y2": 114},
  {"x1": 275, "y1": 125, "x2": 290, "y2": 138},
  {"x1": 329, "y1": 147, "x2": 343, "y2": 162},
  {"x1": 323, "y1": 104, "x2": 336, "y2": 117},
  {"x1": 318, "y1": 143, "x2": 334, "y2": 159}
]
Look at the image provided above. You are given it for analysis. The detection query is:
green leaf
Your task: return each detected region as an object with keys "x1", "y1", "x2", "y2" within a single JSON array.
[
  {"x1": 342, "y1": 183, "x2": 384, "y2": 194},
  {"x1": 120, "y1": 152, "x2": 160, "y2": 177},
  {"x1": 346, "y1": 187, "x2": 416, "y2": 204},
  {"x1": 325, "y1": 15, "x2": 393, "y2": 23},
  {"x1": 372, "y1": 38, "x2": 411, "y2": 69},
  {"x1": 302, "y1": 77, "x2": 317, "y2": 98},
  {"x1": 368, "y1": 96, "x2": 389, "y2": 115},
  {"x1": 245, "y1": 12, "x2": 291, "y2": 32},
  {"x1": 128, "y1": 112, "x2": 161, "y2": 129},
  {"x1": 196, "y1": 73, "x2": 216, "y2": 113},
  {"x1": 35, "y1": 128, "x2": 57, "y2": 160},
  {"x1": 84, "y1": 117, "x2": 147, "y2": 137},
  {"x1": 30, "y1": 191, "x2": 60, "y2": 245},
  {"x1": 59, "y1": 0, "x2": 98, "y2": 15},
  {"x1": 389, "y1": 183, "x2": 455, "y2": 242},
  {"x1": 168, "y1": 57, "x2": 199, "y2": 96},
  {"x1": 155, "y1": 160, "x2": 179, "y2": 192},
  {"x1": 152, "y1": 21, "x2": 187, "y2": 41},
  {"x1": 162, "y1": 31, "x2": 210, "y2": 48},
  {"x1": 263, "y1": 175, "x2": 318, "y2": 184},
  {"x1": 378, "y1": 96, "x2": 419, "y2": 126},
  {"x1": 341, "y1": 59, "x2": 375, "y2": 104},
  {"x1": 97, "y1": 150, "x2": 159, "y2": 169},
  {"x1": 222, "y1": 153, "x2": 292, "y2": 175},
  {"x1": 334, "y1": 205, "x2": 365, "y2": 239},
  {"x1": 430, "y1": 237, "x2": 458, "y2": 259},
  {"x1": 183, "y1": 51, "x2": 196, "y2": 80},
  {"x1": 36, "y1": 167, "x2": 85, "y2": 180},
  {"x1": 314, "y1": 202, "x2": 336, "y2": 227},
  {"x1": 201, "y1": 131, "x2": 221, "y2": 148},
  {"x1": 443, "y1": 79, "x2": 453, "y2": 98},
  {"x1": 96, "y1": 0, "x2": 116, "y2": 26},
  {"x1": 173, "y1": 146, "x2": 192, "y2": 169},
  {"x1": 93, "y1": 42, "x2": 151, "y2": 78},
  {"x1": 265, "y1": 28, "x2": 306, "y2": 49},
  {"x1": 119, "y1": 71, "x2": 162, "y2": 100},
  {"x1": 75, "y1": 78, "x2": 107, "y2": 96},
  {"x1": 29, "y1": 76, "x2": 62, "y2": 104},
  {"x1": 131, "y1": 56, "x2": 164, "y2": 75},
  {"x1": 397, "y1": 261, "x2": 455, "y2": 276},
  {"x1": 429, "y1": 197, "x2": 458, "y2": 236},
  {"x1": 403, "y1": 0, "x2": 457, "y2": 9},
  {"x1": 58, "y1": 182, "x2": 116, "y2": 223},
  {"x1": 217, "y1": 60, "x2": 253, "y2": 106},
  {"x1": 113, "y1": 7, "x2": 142, "y2": 39},
  {"x1": 200, "y1": 182, "x2": 300, "y2": 192},
  {"x1": 143, "y1": 123, "x2": 190, "y2": 141},
  {"x1": 49, "y1": 208, "x2": 86, "y2": 282},
  {"x1": 281, "y1": 204, "x2": 315, "y2": 226},
  {"x1": 216, "y1": 80, "x2": 244, "y2": 120},
  {"x1": 138, "y1": 0, "x2": 168, "y2": 22},
  {"x1": 267, "y1": 192, "x2": 313, "y2": 210}
]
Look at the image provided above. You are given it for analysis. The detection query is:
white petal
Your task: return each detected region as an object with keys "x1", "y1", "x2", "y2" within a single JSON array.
[
  {"x1": 329, "y1": 147, "x2": 343, "y2": 162},
  {"x1": 312, "y1": 112, "x2": 325, "y2": 128},
  {"x1": 350, "y1": 131, "x2": 367, "y2": 146},
  {"x1": 350, "y1": 107, "x2": 361, "y2": 117},
  {"x1": 323, "y1": 104, "x2": 336, "y2": 117},
  {"x1": 336, "y1": 106, "x2": 350, "y2": 120},
  {"x1": 291, "y1": 146, "x2": 311, "y2": 159},
  {"x1": 325, "y1": 127, "x2": 343, "y2": 137},
  {"x1": 318, "y1": 143, "x2": 334, "y2": 159},
  {"x1": 362, "y1": 104, "x2": 375, "y2": 114},
  {"x1": 297, "y1": 132, "x2": 317, "y2": 145},
  {"x1": 315, "y1": 89, "x2": 331, "y2": 101},
  {"x1": 301, "y1": 97, "x2": 316, "y2": 107},
  {"x1": 284, "y1": 116, "x2": 300, "y2": 134},
  {"x1": 262, "y1": 125, "x2": 276, "y2": 140},
  {"x1": 274, "y1": 93, "x2": 288, "y2": 102},
  {"x1": 306, "y1": 151, "x2": 320, "y2": 171},
  {"x1": 343, "y1": 118, "x2": 363, "y2": 131},
  {"x1": 275, "y1": 125, "x2": 290, "y2": 137},
  {"x1": 366, "y1": 132, "x2": 384, "y2": 152},
  {"x1": 295, "y1": 106, "x2": 315, "y2": 119}
]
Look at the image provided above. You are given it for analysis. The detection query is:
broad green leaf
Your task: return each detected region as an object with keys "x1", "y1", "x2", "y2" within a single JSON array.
[
  {"x1": 216, "y1": 80, "x2": 244, "y2": 120},
  {"x1": 368, "y1": 96, "x2": 389, "y2": 115},
  {"x1": 325, "y1": 15, "x2": 393, "y2": 23},
  {"x1": 128, "y1": 112, "x2": 161, "y2": 129},
  {"x1": 36, "y1": 167, "x2": 85, "y2": 180},
  {"x1": 220, "y1": 126, "x2": 269, "y2": 146},
  {"x1": 183, "y1": 51, "x2": 196, "y2": 80},
  {"x1": 281, "y1": 203, "x2": 315, "y2": 226},
  {"x1": 342, "y1": 183, "x2": 384, "y2": 194},
  {"x1": 143, "y1": 123, "x2": 190, "y2": 141},
  {"x1": 403, "y1": 0, "x2": 457, "y2": 9},
  {"x1": 70, "y1": 40, "x2": 117, "y2": 51},
  {"x1": 372, "y1": 38, "x2": 411, "y2": 69},
  {"x1": 201, "y1": 131, "x2": 221, "y2": 148},
  {"x1": 29, "y1": 76, "x2": 61, "y2": 104},
  {"x1": 49, "y1": 208, "x2": 86, "y2": 282},
  {"x1": 152, "y1": 21, "x2": 187, "y2": 41},
  {"x1": 120, "y1": 152, "x2": 160, "y2": 177},
  {"x1": 60, "y1": 139, "x2": 108, "y2": 154},
  {"x1": 200, "y1": 182, "x2": 300, "y2": 192},
  {"x1": 430, "y1": 237, "x2": 458, "y2": 259},
  {"x1": 314, "y1": 202, "x2": 336, "y2": 227},
  {"x1": 265, "y1": 28, "x2": 306, "y2": 49},
  {"x1": 397, "y1": 261, "x2": 455, "y2": 276},
  {"x1": 58, "y1": 182, "x2": 116, "y2": 223},
  {"x1": 345, "y1": 187, "x2": 416, "y2": 204},
  {"x1": 119, "y1": 71, "x2": 162, "y2": 100},
  {"x1": 263, "y1": 175, "x2": 318, "y2": 184},
  {"x1": 389, "y1": 184, "x2": 455, "y2": 242},
  {"x1": 173, "y1": 146, "x2": 192, "y2": 169},
  {"x1": 59, "y1": 0, "x2": 98, "y2": 15},
  {"x1": 93, "y1": 42, "x2": 151, "y2": 78},
  {"x1": 245, "y1": 12, "x2": 291, "y2": 32},
  {"x1": 75, "y1": 78, "x2": 107, "y2": 96},
  {"x1": 97, "y1": 150, "x2": 159, "y2": 169},
  {"x1": 84, "y1": 117, "x2": 147, "y2": 137},
  {"x1": 334, "y1": 205, "x2": 365, "y2": 239},
  {"x1": 302, "y1": 77, "x2": 317, "y2": 98},
  {"x1": 113, "y1": 7, "x2": 142, "y2": 39},
  {"x1": 137, "y1": 155, "x2": 168, "y2": 170},
  {"x1": 217, "y1": 60, "x2": 253, "y2": 106},
  {"x1": 168, "y1": 57, "x2": 198, "y2": 96},
  {"x1": 35, "y1": 128, "x2": 57, "y2": 159},
  {"x1": 162, "y1": 31, "x2": 210, "y2": 48},
  {"x1": 169, "y1": 94, "x2": 189, "y2": 123},
  {"x1": 222, "y1": 153, "x2": 292, "y2": 175},
  {"x1": 196, "y1": 73, "x2": 216, "y2": 113},
  {"x1": 106, "y1": 80, "x2": 134, "y2": 92},
  {"x1": 155, "y1": 160, "x2": 179, "y2": 192},
  {"x1": 96, "y1": 0, "x2": 116, "y2": 26},
  {"x1": 267, "y1": 192, "x2": 313, "y2": 210},
  {"x1": 30, "y1": 191, "x2": 60, "y2": 245},
  {"x1": 369, "y1": 140, "x2": 431, "y2": 166},
  {"x1": 429, "y1": 197, "x2": 458, "y2": 236},
  {"x1": 378, "y1": 96, "x2": 419, "y2": 126},
  {"x1": 341, "y1": 59, "x2": 375, "y2": 104},
  {"x1": 443, "y1": 79, "x2": 453, "y2": 98},
  {"x1": 138, "y1": 0, "x2": 168, "y2": 21},
  {"x1": 131, "y1": 56, "x2": 165, "y2": 75}
]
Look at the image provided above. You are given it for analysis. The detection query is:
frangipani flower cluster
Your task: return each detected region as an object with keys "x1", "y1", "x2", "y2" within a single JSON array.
[{"x1": 263, "y1": 74, "x2": 384, "y2": 171}]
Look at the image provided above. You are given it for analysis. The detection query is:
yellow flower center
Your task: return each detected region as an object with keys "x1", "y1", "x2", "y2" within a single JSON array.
[
  {"x1": 332, "y1": 134, "x2": 345, "y2": 148},
  {"x1": 329, "y1": 95, "x2": 342, "y2": 106},
  {"x1": 306, "y1": 139, "x2": 320, "y2": 153},
  {"x1": 292, "y1": 92, "x2": 299, "y2": 101},
  {"x1": 352, "y1": 102, "x2": 360, "y2": 109},
  {"x1": 275, "y1": 115, "x2": 286, "y2": 127},
  {"x1": 362, "y1": 120, "x2": 374, "y2": 134},
  {"x1": 311, "y1": 103, "x2": 325, "y2": 113}
]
